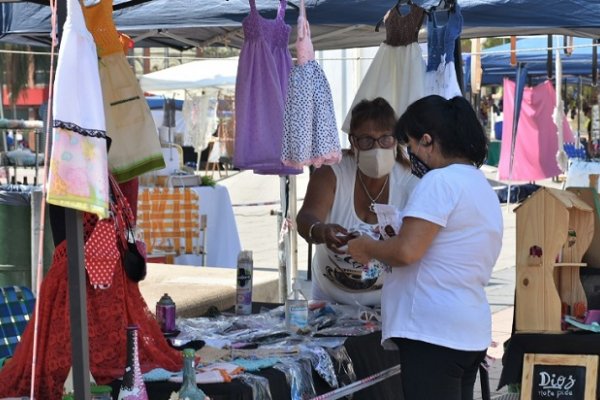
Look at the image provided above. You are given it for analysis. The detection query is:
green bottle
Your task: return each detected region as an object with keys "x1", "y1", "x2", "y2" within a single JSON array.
[{"x1": 178, "y1": 348, "x2": 207, "y2": 400}]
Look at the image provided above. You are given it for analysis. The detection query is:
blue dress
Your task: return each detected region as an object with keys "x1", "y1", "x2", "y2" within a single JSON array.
[{"x1": 424, "y1": 3, "x2": 463, "y2": 99}]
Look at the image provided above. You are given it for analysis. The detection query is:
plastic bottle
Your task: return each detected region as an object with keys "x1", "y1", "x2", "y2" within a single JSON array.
[
  {"x1": 285, "y1": 278, "x2": 308, "y2": 333},
  {"x1": 235, "y1": 250, "x2": 253, "y2": 315},
  {"x1": 178, "y1": 348, "x2": 207, "y2": 400}
]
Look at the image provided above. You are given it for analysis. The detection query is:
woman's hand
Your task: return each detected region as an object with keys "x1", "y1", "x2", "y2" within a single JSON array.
[
  {"x1": 348, "y1": 234, "x2": 375, "y2": 264},
  {"x1": 315, "y1": 223, "x2": 351, "y2": 254}
]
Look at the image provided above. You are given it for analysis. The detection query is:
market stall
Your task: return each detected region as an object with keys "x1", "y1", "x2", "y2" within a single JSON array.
[{"x1": 3, "y1": 1, "x2": 600, "y2": 400}]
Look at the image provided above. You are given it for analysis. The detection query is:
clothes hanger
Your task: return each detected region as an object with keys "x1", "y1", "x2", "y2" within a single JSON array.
[{"x1": 374, "y1": 0, "x2": 414, "y2": 32}]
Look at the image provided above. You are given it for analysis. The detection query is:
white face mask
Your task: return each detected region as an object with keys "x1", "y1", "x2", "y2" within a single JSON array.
[{"x1": 356, "y1": 148, "x2": 397, "y2": 178}]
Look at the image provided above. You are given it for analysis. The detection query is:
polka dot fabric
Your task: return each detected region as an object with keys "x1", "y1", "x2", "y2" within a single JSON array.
[
  {"x1": 281, "y1": 61, "x2": 341, "y2": 169},
  {"x1": 84, "y1": 217, "x2": 120, "y2": 289}
]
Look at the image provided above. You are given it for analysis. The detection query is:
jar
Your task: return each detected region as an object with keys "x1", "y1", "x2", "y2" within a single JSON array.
[{"x1": 90, "y1": 385, "x2": 112, "y2": 400}]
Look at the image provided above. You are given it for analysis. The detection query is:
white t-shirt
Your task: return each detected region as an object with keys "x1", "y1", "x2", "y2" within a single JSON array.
[
  {"x1": 381, "y1": 164, "x2": 503, "y2": 351},
  {"x1": 312, "y1": 154, "x2": 418, "y2": 305}
]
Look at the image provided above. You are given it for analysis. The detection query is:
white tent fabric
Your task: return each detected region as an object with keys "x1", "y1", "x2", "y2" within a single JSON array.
[{"x1": 139, "y1": 57, "x2": 238, "y2": 96}]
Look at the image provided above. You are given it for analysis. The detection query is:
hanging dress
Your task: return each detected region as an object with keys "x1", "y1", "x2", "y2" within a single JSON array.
[
  {"x1": 234, "y1": 0, "x2": 301, "y2": 175},
  {"x1": 82, "y1": 0, "x2": 165, "y2": 183},
  {"x1": 281, "y1": 0, "x2": 341, "y2": 169},
  {"x1": 341, "y1": 4, "x2": 426, "y2": 133},
  {"x1": 0, "y1": 189, "x2": 182, "y2": 399},
  {"x1": 424, "y1": 3, "x2": 463, "y2": 99},
  {"x1": 46, "y1": 0, "x2": 109, "y2": 218}
]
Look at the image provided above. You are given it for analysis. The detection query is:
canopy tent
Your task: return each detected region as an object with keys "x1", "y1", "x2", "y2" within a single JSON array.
[
  {"x1": 139, "y1": 57, "x2": 238, "y2": 95},
  {"x1": 480, "y1": 36, "x2": 598, "y2": 85},
  {"x1": 2, "y1": 0, "x2": 600, "y2": 51}
]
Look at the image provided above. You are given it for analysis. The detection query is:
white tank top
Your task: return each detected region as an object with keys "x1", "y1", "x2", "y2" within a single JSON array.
[{"x1": 312, "y1": 153, "x2": 417, "y2": 305}]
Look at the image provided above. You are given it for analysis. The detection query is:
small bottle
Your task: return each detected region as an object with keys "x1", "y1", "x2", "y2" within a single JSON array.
[
  {"x1": 178, "y1": 348, "x2": 207, "y2": 400},
  {"x1": 285, "y1": 279, "x2": 308, "y2": 334},
  {"x1": 118, "y1": 325, "x2": 149, "y2": 400},
  {"x1": 90, "y1": 385, "x2": 112, "y2": 400},
  {"x1": 235, "y1": 250, "x2": 253, "y2": 315},
  {"x1": 156, "y1": 293, "x2": 176, "y2": 333}
]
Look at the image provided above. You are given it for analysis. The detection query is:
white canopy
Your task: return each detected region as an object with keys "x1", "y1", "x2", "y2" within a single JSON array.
[{"x1": 139, "y1": 57, "x2": 238, "y2": 96}]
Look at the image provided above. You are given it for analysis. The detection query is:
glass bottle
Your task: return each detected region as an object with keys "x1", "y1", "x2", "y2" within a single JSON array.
[
  {"x1": 118, "y1": 325, "x2": 149, "y2": 400},
  {"x1": 178, "y1": 348, "x2": 207, "y2": 400}
]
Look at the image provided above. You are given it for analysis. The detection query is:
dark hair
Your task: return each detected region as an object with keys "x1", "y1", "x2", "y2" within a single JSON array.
[
  {"x1": 349, "y1": 97, "x2": 409, "y2": 166},
  {"x1": 350, "y1": 97, "x2": 397, "y2": 134},
  {"x1": 394, "y1": 95, "x2": 488, "y2": 168}
]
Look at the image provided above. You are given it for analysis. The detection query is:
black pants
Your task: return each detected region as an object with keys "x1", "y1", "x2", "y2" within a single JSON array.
[{"x1": 393, "y1": 338, "x2": 486, "y2": 400}]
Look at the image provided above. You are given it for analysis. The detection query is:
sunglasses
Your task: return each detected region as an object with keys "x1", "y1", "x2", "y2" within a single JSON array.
[{"x1": 351, "y1": 134, "x2": 397, "y2": 151}]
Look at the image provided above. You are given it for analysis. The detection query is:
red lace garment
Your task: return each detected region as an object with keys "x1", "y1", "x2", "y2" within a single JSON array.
[{"x1": 0, "y1": 189, "x2": 181, "y2": 398}]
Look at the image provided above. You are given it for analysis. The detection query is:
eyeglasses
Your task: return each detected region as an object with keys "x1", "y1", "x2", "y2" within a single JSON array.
[{"x1": 351, "y1": 134, "x2": 397, "y2": 150}]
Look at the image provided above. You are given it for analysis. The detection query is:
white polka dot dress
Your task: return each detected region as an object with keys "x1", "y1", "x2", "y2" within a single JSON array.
[{"x1": 281, "y1": 0, "x2": 341, "y2": 168}]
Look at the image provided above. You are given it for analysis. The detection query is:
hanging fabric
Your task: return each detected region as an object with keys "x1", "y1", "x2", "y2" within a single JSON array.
[
  {"x1": 498, "y1": 79, "x2": 575, "y2": 181},
  {"x1": 281, "y1": 0, "x2": 341, "y2": 169},
  {"x1": 46, "y1": 0, "x2": 109, "y2": 218},
  {"x1": 341, "y1": 3, "x2": 426, "y2": 132},
  {"x1": 182, "y1": 90, "x2": 219, "y2": 151},
  {"x1": 82, "y1": 0, "x2": 165, "y2": 183},
  {"x1": 424, "y1": 3, "x2": 463, "y2": 99},
  {"x1": 234, "y1": 0, "x2": 301, "y2": 175}
]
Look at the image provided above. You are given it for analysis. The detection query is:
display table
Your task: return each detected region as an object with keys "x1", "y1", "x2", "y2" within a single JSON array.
[
  {"x1": 110, "y1": 331, "x2": 401, "y2": 400},
  {"x1": 566, "y1": 159, "x2": 600, "y2": 190},
  {"x1": 110, "y1": 303, "x2": 402, "y2": 400},
  {"x1": 173, "y1": 184, "x2": 241, "y2": 268},
  {"x1": 499, "y1": 332, "x2": 600, "y2": 394}
]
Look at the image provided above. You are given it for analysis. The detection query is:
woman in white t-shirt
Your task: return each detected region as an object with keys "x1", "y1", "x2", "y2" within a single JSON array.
[
  {"x1": 349, "y1": 95, "x2": 503, "y2": 400},
  {"x1": 297, "y1": 97, "x2": 418, "y2": 305}
]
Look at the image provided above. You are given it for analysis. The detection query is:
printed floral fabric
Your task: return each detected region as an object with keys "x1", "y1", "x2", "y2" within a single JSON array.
[{"x1": 47, "y1": 126, "x2": 109, "y2": 218}]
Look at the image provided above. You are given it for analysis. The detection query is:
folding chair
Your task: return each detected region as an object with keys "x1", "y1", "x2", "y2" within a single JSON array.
[
  {"x1": 138, "y1": 187, "x2": 207, "y2": 264},
  {"x1": 0, "y1": 285, "x2": 35, "y2": 359}
]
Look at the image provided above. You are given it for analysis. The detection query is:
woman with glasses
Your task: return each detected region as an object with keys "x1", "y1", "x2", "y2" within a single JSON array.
[
  {"x1": 297, "y1": 97, "x2": 418, "y2": 305},
  {"x1": 348, "y1": 95, "x2": 503, "y2": 400}
]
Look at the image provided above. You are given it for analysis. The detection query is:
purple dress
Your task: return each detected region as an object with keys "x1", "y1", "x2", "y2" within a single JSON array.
[{"x1": 234, "y1": 0, "x2": 301, "y2": 175}]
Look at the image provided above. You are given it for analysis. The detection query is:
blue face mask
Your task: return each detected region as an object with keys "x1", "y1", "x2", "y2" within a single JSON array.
[{"x1": 407, "y1": 145, "x2": 430, "y2": 178}]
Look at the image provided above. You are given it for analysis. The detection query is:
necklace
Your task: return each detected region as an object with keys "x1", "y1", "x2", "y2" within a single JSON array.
[{"x1": 357, "y1": 171, "x2": 389, "y2": 213}]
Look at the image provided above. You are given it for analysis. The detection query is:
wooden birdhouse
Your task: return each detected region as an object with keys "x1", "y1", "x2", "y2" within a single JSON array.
[
  {"x1": 566, "y1": 174, "x2": 600, "y2": 269},
  {"x1": 514, "y1": 187, "x2": 594, "y2": 333}
]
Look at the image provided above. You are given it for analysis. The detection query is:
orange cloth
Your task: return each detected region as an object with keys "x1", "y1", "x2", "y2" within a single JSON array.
[{"x1": 81, "y1": 0, "x2": 124, "y2": 56}]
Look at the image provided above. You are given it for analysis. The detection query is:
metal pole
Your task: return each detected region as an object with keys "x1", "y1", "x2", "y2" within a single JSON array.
[
  {"x1": 278, "y1": 176, "x2": 288, "y2": 302},
  {"x1": 289, "y1": 175, "x2": 298, "y2": 283},
  {"x1": 65, "y1": 208, "x2": 91, "y2": 400},
  {"x1": 30, "y1": 189, "x2": 43, "y2": 295}
]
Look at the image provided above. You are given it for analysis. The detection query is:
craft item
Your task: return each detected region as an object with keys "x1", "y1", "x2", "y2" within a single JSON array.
[
  {"x1": 310, "y1": 364, "x2": 401, "y2": 400},
  {"x1": 285, "y1": 278, "x2": 308, "y2": 334},
  {"x1": 156, "y1": 293, "x2": 177, "y2": 334},
  {"x1": 118, "y1": 325, "x2": 148, "y2": 400},
  {"x1": 177, "y1": 348, "x2": 208, "y2": 400},
  {"x1": 235, "y1": 250, "x2": 253, "y2": 315}
]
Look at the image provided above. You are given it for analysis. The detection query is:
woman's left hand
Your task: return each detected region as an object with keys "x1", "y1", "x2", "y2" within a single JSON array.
[{"x1": 348, "y1": 234, "x2": 375, "y2": 265}]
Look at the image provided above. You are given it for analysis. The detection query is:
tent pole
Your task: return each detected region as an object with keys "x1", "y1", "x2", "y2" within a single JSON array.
[{"x1": 289, "y1": 174, "x2": 298, "y2": 283}]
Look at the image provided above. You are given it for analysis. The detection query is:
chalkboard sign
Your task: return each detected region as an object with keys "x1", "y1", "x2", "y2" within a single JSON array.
[{"x1": 521, "y1": 354, "x2": 599, "y2": 400}]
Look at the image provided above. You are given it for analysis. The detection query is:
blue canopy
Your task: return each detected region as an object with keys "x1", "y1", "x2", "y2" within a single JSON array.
[
  {"x1": 481, "y1": 36, "x2": 598, "y2": 85},
  {"x1": 2, "y1": 0, "x2": 600, "y2": 50}
]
